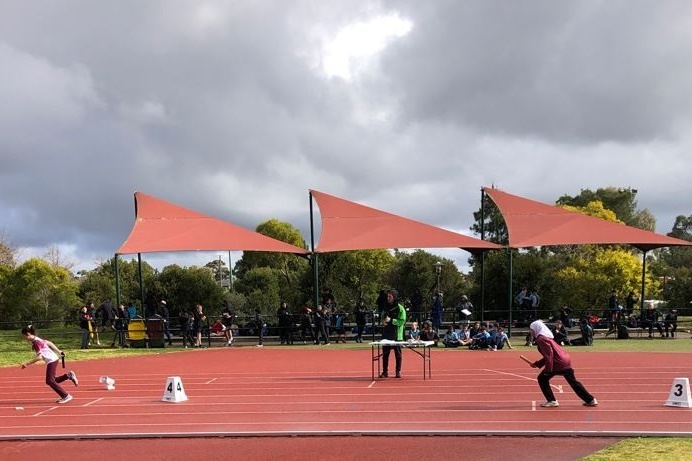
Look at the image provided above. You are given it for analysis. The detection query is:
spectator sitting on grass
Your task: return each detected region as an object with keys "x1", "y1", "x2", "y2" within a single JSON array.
[
  {"x1": 442, "y1": 326, "x2": 460, "y2": 348},
  {"x1": 469, "y1": 325, "x2": 490, "y2": 350},
  {"x1": 419, "y1": 321, "x2": 439, "y2": 346},
  {"x1": 210, "y1": 319, "x2": 225, "y2": 336},
  {"x1": 580, "y1": 318, "x2": 594, "y2": 346},
  {"x1": 493, "y1": 326, "x2": 513, "y2": 350},
  {"x1": 551, "y1": 319, "x2": 571, "y2": 346}
]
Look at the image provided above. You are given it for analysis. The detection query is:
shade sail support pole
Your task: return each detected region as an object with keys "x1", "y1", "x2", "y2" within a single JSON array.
[
  {"x1": 309, "y1": 191, "x2": 319, "y2": 309},
  {"x1": 480, "y1": 188, "x2": 486, "y2": 322},
  {"x1": 640, "y1": 249, "x2": 648, "y2": 315}
]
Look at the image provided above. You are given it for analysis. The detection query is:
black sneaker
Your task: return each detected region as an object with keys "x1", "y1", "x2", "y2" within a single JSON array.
[
  {"x1": 67, "y1": 371, "x2": 79, "y2": 386},
  {"x1": 379, "y1": 372, "x2": 388, "y2": 378}
]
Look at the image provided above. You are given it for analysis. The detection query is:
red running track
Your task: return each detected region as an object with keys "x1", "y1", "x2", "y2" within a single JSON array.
[{"x1": 0, "y1": 347, "x2": 691, "y2": 440}]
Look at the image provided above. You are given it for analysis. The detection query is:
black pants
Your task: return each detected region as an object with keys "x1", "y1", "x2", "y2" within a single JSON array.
[
  {"x1": 382, "y1": 345, "x2": 402, "y2": 375},
  {"x1": 356, "y1": 324, "x2": 365, "y2": 342},
  {"x1": 538, "y1": 368, "x2": 594, "y2": 403},
  {"x1": 315, "y1": 321, "x2": 329, "y2": 344},
  {"x1": 46, "y1": 360, "x2": 69, "y2": 399},
  {"x1": 300, "y1": 321, "x2": 315, "y2": 342}
]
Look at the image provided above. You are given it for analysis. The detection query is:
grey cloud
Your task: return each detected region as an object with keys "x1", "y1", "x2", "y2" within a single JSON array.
[{"x1": 382, "y1": 0, "x2": 692, "y2": 143}]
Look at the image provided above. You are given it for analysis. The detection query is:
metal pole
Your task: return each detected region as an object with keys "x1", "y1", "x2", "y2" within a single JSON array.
[
  {"x1": 480, "y1": 188, "x2": 486, "y2": 322},
  {"x1": 114, "y1": 254, "x2": 121, "y2": 308},
  {"x1": 507, "y1": 249, "x2": 513, "y2": 337},
  {"x1": 218, "y1": 255, "x2": 222, "y2": 287},
  {"x1": 309, "y1": 191, "x2": 319, "y2": 309},
  {"x1": 137, "y1": 253, "x2": 144, "y2": 316},
  {"x1": 228, "y1": 250, "x2": 234, "y2": 291},
  {"x1": 640, "y1": 250, "x2": 648, "y2": 316}
]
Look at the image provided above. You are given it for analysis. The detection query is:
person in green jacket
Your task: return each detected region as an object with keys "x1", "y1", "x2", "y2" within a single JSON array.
[{"x1": 379, "y1": 288, "x2": 407, "y2": 378}]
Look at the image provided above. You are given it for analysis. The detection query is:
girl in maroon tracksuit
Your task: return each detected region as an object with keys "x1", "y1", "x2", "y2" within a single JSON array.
[{"x1": 529, "y1": 320, "x2": 598, "y2": 408}]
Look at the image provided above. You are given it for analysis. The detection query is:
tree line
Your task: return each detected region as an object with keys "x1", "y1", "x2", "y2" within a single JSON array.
[{"x1": 1, "y1": 187, "x2": 691, "y2": 329}]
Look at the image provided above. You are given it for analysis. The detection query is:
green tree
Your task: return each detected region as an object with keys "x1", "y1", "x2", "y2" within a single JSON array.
[
  {"x1": 1, "y1": 258, "x2": 79, "y2": 324},
  {"x1": 79, "y1": 258, "x2": 157, "y2": 310},
  {"x1": 471, "y1": 193, "x2": 508, "y2": 245},
  {"x1": 234, "y1": 266, "x2": 280, "y2": 321},
  {"x1": 156, "y1": 264, "x2": 226, "y2": 317},
  {"x1": 234, "y1": 219, "x2": 309, "y2": 308},
  {"x1": 312, "y1": 250, "x2": 395, "y2": 310},
  {"x1": 557, "y1": 186, "x2": 655, "y2": 230},
  {"x1": 553, "y1": 248, "x2": 657, "y2": 315}
]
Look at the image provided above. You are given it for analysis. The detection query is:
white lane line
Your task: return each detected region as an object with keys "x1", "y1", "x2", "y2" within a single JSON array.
[
  {"x1": 32, "y1": 406, "x2": 58, "y2": 417},
  {"x1": 532, "y1": 400, "x2": 536, "y2": 411},
  {"x1": 83, "y1": 398, "x2": 104, "y2": 407},
  {"x1": 204, "y1": 378, "x2": 218, "y2": 385},
  {"x1": 367, "y1": 381, "x2": 377, "y2": 389},
  {"x1": 484, "y1": 369, "x2": 562, "y2": 392}
]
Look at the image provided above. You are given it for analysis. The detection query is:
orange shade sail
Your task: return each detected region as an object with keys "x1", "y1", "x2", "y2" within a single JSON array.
[
  {"x1": 483, "y1": 187, "x2": 692, "y2": 251},
  {"x1": 116, "y1": 192, "x2": 308, "y2": 255},
  {"x1": 311, "y1": 190, "x2": 502, "y2": 253}
]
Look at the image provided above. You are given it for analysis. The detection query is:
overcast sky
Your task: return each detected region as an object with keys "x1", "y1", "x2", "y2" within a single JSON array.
[{"x1": 2, "y1": 0, "x2": 692, "y2": 273}]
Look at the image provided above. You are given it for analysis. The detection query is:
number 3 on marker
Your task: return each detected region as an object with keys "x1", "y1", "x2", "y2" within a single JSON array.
[{"x1": 674, "y1": 383, "x2": 683, "y2": 397}]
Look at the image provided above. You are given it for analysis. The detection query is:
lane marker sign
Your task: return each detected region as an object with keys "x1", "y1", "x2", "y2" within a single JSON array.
[
  {"x1": 664, "y1": 377, "x2": 691, "y2": 408},
  {"x1": 162, "y1": 376, "x2": 188, "y2": 403}
]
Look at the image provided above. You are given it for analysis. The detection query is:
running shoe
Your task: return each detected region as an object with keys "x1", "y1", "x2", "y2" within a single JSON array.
[
  {"x1": 67, "y1": 370, "x2": 79, "y2": 386},
  {"x1": 540, "y1": 401, "x2": 559, "y2": 408},
  {"x1": 56, "y1": 395, "x2": 73, "y2": 404},
  {"x1": 583, "y1": 399, "x2": 599, "y2": 407}
]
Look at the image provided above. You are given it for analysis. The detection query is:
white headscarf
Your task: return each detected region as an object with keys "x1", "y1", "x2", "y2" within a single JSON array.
[{"x1": 530, "y1": 320, "x2": 554, "y2": 339}]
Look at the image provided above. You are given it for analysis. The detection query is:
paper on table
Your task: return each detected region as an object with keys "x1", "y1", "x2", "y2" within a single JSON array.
[{"x1": 461, "y1": 309, "x2": 472, "y2": 316}]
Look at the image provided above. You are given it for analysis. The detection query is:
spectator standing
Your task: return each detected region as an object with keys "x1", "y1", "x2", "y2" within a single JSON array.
[
  {"x1": 313, "y1": 305, "x2": 330, "y2": 345},
  {"x1": 334, "y1": 310, "x2": 347, "y2": 343},
  {"x1": 299, "y1": 304, "x2": 316, "y2": 344},
  {"x1": 160, "y1": 300, "x2": 172, "y2": 346},
  {"x1": 111, "y1": 304, "x2": 128, "y2": 347},
  {"x1": 528, "y1": 320, "x2": 598, "y2": 408},
  {"x1": 126, "y1": 301, "x2": 137, "y2": 320},
  {"x1": 192, "y1": 304, "x2": 206, "y2": 347},
  {"x1": 431, "y1": 293, "x2": 443, "y2": 333},
  {"x1": 221, "y1": 301, "x2": 235, "y2": 346},
  {"x1": 277, "y1": 302, "x2": 293, "y2": 345},
  {"x1": 375, "y1": 290, "x2": 388, "y2": 322},
  {"x1": 87, "y1": 301, "x2": 99, "y2": 346},
  {"x1": 253, "y1": 308, "x2": 264, "y2": 347},
  {"x1": 98, "y1": 299, "x2": 116, "y2": 333},
  {"x1": 625, "y1": 291, "x2": 637, "y2": 315},
  {"x1": 379, "y1": 289, "x2": 406, "y2": 378},
  {"x1": 456, "y1": 295, "x2": 473, "y2": 326},
  {"x1": 179, "y1": 309, "x2": 193, "y2": 348},
  {"x1": 608, "y1": 290, "x2": 620, "y2": 325},
  {"x1": 354, "y1": 300, "x2": 368, "y2": 343},
  {"x1": 79, "y1": 305, "x2": 91, "y2": 349}
]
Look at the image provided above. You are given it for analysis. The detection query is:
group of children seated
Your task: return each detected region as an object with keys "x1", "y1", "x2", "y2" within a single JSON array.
[{"x1": 410, "y1": 321, "x2": 514, "y2": 350}]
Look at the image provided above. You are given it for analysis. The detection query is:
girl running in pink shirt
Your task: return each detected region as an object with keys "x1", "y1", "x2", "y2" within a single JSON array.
[{"x1": 20, "y1": 325, "x2": 78, "y2": 404}]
